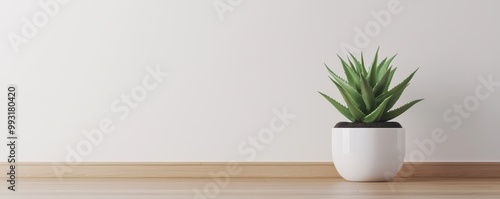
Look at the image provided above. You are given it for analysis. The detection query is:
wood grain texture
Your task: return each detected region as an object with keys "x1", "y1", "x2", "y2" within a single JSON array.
[
  {"x1": 398, "y1": 162, "x2": 500, "y2": 178},
  {"x1": 1, "y1": 162, "x2": 500, "y2": 178},
  {"x1": 1, "y1": 178, "x2": 500, "y2": 198}
]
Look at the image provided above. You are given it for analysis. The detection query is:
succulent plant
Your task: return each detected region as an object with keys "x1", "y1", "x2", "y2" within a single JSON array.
[{"x1": 319, "y1": 48, "x2": 423, "y2": 122}]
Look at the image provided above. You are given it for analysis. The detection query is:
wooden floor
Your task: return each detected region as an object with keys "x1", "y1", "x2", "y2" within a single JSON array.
[{"x1": 2, "y1": 178, "x2": 500, "y2": 199}]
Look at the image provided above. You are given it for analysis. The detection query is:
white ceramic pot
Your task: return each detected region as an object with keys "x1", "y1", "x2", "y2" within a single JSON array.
[{"x1": 332, "y1": 127, "x2": 405, "y2": 181}]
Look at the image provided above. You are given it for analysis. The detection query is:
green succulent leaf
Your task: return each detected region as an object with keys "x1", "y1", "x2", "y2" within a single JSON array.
[
  {"x1": 362, "y1": 95, "x2": 391, "y2": 122},
  {"x1": 326, "y1": 62, "x2": 350, "y2": 87},
  {"x1": 384, "y1": 83, "x2": 409, "y2": 112},
  {"x1": 377, "y1": 57, "x2": 387, "y2": 71},
  {"x1": 368, "y1": 62, "x2": 378, "y2": 88},
  {"x1": 372, "y1": 68, "x2": 392, "y2": 97},
  {"x1": 332, "y1": 81, "x2": 366, "y2": 121},
  {"x1": 380, "y1": 99, "x2": 424, "y2": 121},
  {"x1": 370, "y1": 47, "x2": 380, "y2": 72},
  {"x1": 376, "y1": 68, "x2": 418, "y2": 102},
  {"x1": 361, "y1": 52, "x2": 366, "y2": 71},
  {"x1": 334, "y1": 57, "x2": 360, "y2": 90},
  {"x1": 347, "y1": 56, "x2": 357, "y2": 72},
  {"x1": 320, "y1": 49, "x2": 422, "y2": 122},
  {"x1": 318, "y1": 91, "x2": 355, "y2": 122},
  {"x1": 384, "y1": 68, "x2": 397, "y2": 93},
  {"x1": 359, "y1": 74, "x2": 375, "y2": 112},
  {"x1": 328, "y1": 75, "x2": 365, "y2": 111},
  {"x1": 377, "y1": 54, "x2": 397, "y2": 81},
  {"x1": 349, "y1": 52, "x2": 367, "y2": 76}
]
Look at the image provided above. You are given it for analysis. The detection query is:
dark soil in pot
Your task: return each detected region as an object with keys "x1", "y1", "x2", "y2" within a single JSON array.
[{"x1": 334, "y1": 122, "x2": 402, "y2": 128}]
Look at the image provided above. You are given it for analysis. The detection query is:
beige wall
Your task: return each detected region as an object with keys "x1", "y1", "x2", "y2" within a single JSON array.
[{"x1": 0, "y1": 0, "x2": 499, "y2": 162}]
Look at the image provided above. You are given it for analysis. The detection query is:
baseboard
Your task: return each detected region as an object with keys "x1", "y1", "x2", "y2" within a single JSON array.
[{"x1": 1, "y1": 162, "x2": 499, "y2": 178}]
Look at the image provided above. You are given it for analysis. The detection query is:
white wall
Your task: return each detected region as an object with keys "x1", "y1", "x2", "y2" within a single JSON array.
[{"x1": 1, "y1": 0, "x2": 499, "y2": 162}]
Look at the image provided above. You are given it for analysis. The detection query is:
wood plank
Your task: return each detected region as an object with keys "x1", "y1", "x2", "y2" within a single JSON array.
[
  {"x1": 1, "y1": 162, "x2": 500, "y2": 178},
  {"x1": 1, "y1": 178, "x2": 499, "y2": 199}
]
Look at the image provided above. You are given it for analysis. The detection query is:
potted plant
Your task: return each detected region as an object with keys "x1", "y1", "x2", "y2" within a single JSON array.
[{"x1": 319, "y1": 48, "x2": 423, "y2": 181}]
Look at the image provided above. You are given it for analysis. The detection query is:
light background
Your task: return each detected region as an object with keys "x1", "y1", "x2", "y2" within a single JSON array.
[{"x1": 0, "y1": 0, "x2": 499, "y2": 162}]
